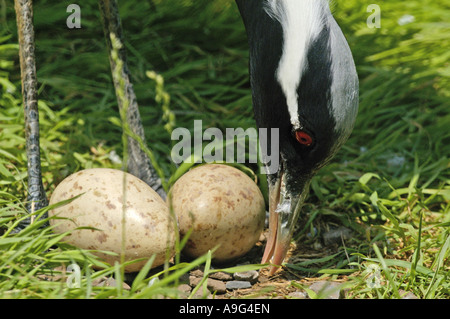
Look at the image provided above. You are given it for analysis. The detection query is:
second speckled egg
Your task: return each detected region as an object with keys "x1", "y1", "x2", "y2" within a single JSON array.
[{"x1": 168, "y1": 164, "x2": 266, "y2": 262}]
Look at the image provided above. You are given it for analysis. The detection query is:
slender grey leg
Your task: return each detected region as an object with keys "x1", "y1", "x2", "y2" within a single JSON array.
[
  {"x1": 14, "y1": 0, "x2": 48, "y2": 230},
  {"x1": 98, "y1": 0, "x2": 165, "y2": 199}
]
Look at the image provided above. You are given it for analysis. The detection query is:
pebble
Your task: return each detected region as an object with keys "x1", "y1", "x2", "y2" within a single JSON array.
[
  {"x1": 188, "y1": 267, "x2": 260, "y2": 293},
  {"x1": 288, "y1": 291, "x2": 308, "y2": 299},
  {"x1": 308, "y1": 281, "x2": 343, "y2": 299},
  {"x1": 190, "y1": 269, "x2": 204, "y2": 277},
  {"x1": 189, "y1": 276, "x2": 226, "y2": 294},
  {"x1": 177, "y1": 284, "x2": 192, "y2": 297},
  {"x1": 233, "y1": 270, "x2": 259, "y2": 284},
  {"x1": 210, "y1": 271, "x2": 233, "y2": 281},
  {"x1": 92, "y1": 277, "x2": 131, "y2": 290},
  {"x1": 226, "y1": 280, "x2": 252, "y2": 290},
  {"x1": 207, "y1": 278, "x2": 227, "y2": 294},
  {"x1": 399, "y1": 289, "x2": 419, "y2": 299},
  {"x1": 177, "y1": 283, "x2": 213, "y2": 299},
  {"x1": 192, "y1": 287, "x2": 212, "y2": 299}
]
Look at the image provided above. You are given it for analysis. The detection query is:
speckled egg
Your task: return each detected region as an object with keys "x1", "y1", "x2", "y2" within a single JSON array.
[
  {"x1": 49, "y1": 168, "x2": 175, "y2": 272},
  {"x1": 168, "y1": 164, "x2": 265, "y2": 262}
]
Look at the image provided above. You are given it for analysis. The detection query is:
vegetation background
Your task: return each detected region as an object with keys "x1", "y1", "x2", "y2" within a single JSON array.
[{"x1": 0, "y1": 0, "x2": 448, "y2": 298}]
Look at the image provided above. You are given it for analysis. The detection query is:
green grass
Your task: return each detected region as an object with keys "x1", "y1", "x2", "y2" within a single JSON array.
[{"x1": 1, "y1": 0, "x2": 449, "y2": 298}]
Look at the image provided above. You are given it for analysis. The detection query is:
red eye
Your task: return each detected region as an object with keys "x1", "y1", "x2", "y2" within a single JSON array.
[{"x1": 295, "y1": 131, "x2": 313, "y2": 146}]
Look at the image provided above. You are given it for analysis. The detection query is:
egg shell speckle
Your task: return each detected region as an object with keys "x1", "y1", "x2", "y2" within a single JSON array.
[
  {"x1": 168, "y1": 164, "x2": 265, "y2": 262},
  {"x1": 49, "y1": 168, "x2": 175, "y2": 272}
]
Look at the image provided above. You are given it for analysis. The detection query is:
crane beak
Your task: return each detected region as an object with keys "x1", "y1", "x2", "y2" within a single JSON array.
[{"x1": 261, "y1": 167, "x2": 309, "y2": 275}]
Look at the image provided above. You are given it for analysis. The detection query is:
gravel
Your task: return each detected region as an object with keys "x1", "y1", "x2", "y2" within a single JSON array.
[
  {"x1": 180, "y1": 266, "x2": 261, "y2": 294},
  {"x1": 233, "y1": 270, "x2": 259, "y2": 284}
]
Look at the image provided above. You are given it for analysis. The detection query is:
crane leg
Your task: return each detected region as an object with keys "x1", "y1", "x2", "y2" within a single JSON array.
[
  {"x1": 98, "y1": 0, "x2": 166, "y2": 199},
  {"x1": 14, "y1": 0, "x2": 49, "y2": 231}
]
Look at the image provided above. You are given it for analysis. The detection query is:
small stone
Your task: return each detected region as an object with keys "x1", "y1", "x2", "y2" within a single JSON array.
[
  {"x1": 189, "y1": 276, "x2": 226, "y2": 294},
  {"x1": 233, "y1": 270, "x2": 259, "y2": 284},
  {"x1": 190, "y1": 269, "x2": 204, "y2": 277},
  {"x1": 177, "y1": 284, "x2": 192, "y2": 297},
  {"x1": 91, "y1": 277, "x2": 131, "y2": 290},
  {"x1": 308, "y1": 281, "x2": 342, "y2": 299},
  {"x1": 210, "y1": 271, "x2": 233, "y2": 281},
  {"x1": 179, "y1": 282, "x2": 212, "y2": 299},
  {"x1": 178, "y1": 284, "x2": 192, "y2": 293},
  {"x1": 191, "y1": 287, "x2": 212, "y2": 299},
  {"x1": 259, "y1": 232, "x2": 267, "y2": 242},
  {"x1": 207, "y1": 278, "x2": 227, "y2": 294},
  {"x1": 399, "y1": 290, "x2": 419, "y2": 299},
  {"x1": 189, "y1": 275, "x2": 201, "y2": 286},
  {"x1": 226, "y1": 280, "x2": 252, "y2": 290},
  {"x1": 288, "y1": 291, "x2": 308, "y2": 299}
]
